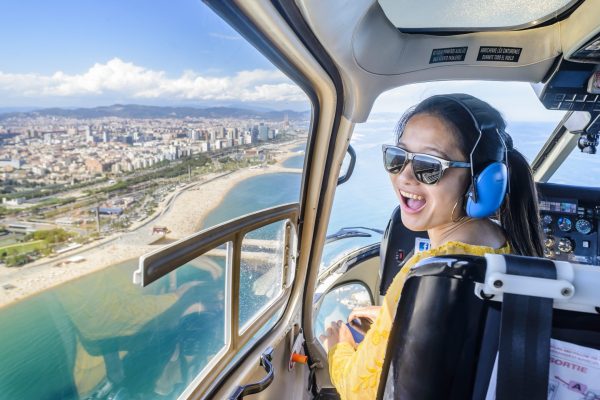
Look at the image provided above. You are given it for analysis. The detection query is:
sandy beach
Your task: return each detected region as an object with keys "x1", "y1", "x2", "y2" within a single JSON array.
[{"x1": 0, "y1": 141, "x2": 304, "y2": 308}]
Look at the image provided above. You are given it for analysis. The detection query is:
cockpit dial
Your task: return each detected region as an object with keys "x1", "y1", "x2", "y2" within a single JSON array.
[
  {"x1": 558, "y1": 237, "x2": 574, "y2": 253},
  {"x1": 575, "y1": 219, "x2": 593, "y2": 235},
  {"x1": 541, "y1": 214, "x2": 553, "y2": 226},
  {"x1": 557, "y1": 217, "x2": 573, "y2": 232}
]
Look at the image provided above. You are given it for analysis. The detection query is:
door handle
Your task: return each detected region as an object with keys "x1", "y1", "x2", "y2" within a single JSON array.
[{"x1": 228, "y1": 347, "x2": 274, "y2": 399}]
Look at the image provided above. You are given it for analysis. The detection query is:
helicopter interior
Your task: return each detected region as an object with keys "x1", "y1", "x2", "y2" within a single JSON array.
[
  {"x1": 6, "y1": 0, "x2": 595, "y2": 399},
  {"x1": 162, "y1": 0, "x2": 600, "y2": 398}
]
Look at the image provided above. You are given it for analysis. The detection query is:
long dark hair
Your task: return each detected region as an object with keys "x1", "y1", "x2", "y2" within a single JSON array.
[{"x1": 395, "y1": 94, "x2": 543, "y2": 257}]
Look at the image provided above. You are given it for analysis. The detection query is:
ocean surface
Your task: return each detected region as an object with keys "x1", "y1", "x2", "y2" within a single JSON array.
[{"x1": 1, "y1": 115, "x2": 598, "y2": 399}]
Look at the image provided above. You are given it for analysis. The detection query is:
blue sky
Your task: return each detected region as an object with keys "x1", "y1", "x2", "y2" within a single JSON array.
[
  {"x1": 0, "y1": 0, "x2": 566, "y2": 123},
  {"x1": 0, "y1": 0, "x2": 308, "y2": 110},
  {"x1": 0, "y1": 0, "x2": 270, "y2": 76}
]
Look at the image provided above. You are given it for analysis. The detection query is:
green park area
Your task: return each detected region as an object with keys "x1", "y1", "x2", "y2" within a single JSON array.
[{"x1": 0, "y1": 229, "x2": 75, "y2": 267}]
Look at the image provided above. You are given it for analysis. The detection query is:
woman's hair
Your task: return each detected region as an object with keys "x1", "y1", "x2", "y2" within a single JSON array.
[{"x1": 395, "y1": 94, "x2": 544, "y2": 257}]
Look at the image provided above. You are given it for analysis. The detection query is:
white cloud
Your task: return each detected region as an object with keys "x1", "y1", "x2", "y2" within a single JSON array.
[
  {"x1": 0, "y1": 58, "x2": 307, "y2": 104},
  {"x1": 372, "y1": 81, "x2": 565, "y2": 123}
]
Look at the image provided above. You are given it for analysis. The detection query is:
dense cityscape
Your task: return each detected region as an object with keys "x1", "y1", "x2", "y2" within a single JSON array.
[{"x1": 0, "y1": 106, "x2": 308, "y2": 269}]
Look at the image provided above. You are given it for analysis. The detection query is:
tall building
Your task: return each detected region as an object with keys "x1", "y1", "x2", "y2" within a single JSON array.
[{"x1": 258, "y1": 124, "x2": 268, "y2": 141}]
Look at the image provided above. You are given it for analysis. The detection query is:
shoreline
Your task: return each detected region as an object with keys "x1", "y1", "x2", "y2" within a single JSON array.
[{"x1": 0, "y1": 141, "x2": 304, "y2": 309}]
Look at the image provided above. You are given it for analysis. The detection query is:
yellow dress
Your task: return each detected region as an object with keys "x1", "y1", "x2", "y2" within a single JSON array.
[{"x1": 328, "y1": 241, "x2": 511, "y2": 400}]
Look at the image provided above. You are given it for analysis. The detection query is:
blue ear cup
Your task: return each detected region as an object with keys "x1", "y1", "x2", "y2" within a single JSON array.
[{"x1": 466, "y1": 162, "x2": 508, "y2": 218}]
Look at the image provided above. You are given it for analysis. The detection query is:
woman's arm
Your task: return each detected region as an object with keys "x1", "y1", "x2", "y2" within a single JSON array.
[{"x1": 328, "y1": 299, "x2": 395, "y2": 399}]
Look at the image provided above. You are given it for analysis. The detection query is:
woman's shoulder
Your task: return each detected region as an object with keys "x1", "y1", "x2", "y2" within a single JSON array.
[
  {"x1": 386, "y1": 240, "x2": 510, "y2": 303},
  {"x1": 434, "y1": 240, "x2": 511, "y2": 256},
  {"x1": 406, "y1": 240, "x2": 510, "y2": 269}
]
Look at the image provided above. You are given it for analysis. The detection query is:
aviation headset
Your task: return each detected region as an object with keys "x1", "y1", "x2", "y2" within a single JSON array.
[{"x1": 431, "y1": 94, "x2": 510, "y2": 219}]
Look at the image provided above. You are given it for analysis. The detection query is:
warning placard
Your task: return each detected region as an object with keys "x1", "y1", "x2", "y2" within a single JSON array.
[
  {"x1": 486, "y1": 339, "x2": 600, "y2": 399},
  {"x1": 477, "y1": 46, "x2": 522, "y2": 62},
  {"x1": 429, "y1": 47, "x2": 468, "y2": 64}
]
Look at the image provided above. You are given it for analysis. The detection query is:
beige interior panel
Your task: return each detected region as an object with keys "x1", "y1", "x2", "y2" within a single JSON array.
[
  {"x1": 297, "y1": 0, "x2": 563, "y2": 122},
  {"x1": 209, "y1": 326, "x2": 311, "y2": 400},
  {"x1": 560, "y1": 0, "x2": 600, "y2": 60}
]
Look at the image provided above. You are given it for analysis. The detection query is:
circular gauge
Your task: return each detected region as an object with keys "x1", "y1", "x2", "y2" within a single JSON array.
[
  {"x1": 544, "y1": 236, "x2": 555, "y2": 248},
  {"x1": 575, "y1": 219, "x2": 593, "y2": 235},
  {"x1": 557, "y1": 217, "x2": 572, "y2": 232},
  {"x1": 558, "y1": 237, "x2": 574, "y2": 253},
  {"x1": 542, "y1": 214, "x2": 553, "y2": 226},
  {"x1": 543, "y1": 248, "x2": 555, "y2": 259}
]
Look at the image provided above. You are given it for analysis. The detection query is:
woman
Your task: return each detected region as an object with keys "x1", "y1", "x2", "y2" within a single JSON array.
[{"x1": 320, "y1": 94, "x2": 543, "y2": 400}]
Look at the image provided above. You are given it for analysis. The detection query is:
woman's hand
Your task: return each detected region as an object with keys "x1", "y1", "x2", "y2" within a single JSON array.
[
  {"x1": 319, "y1": 320, "x2": 356, "y2": 352},
  {"x1": 348, "y1": 305, "x2": 381, "y2": 324}
]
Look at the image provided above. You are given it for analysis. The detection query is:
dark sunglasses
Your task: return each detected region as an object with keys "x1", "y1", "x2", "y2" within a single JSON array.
[{"x1": 382, "y1": 145, "x2": 471, "y2": 185}]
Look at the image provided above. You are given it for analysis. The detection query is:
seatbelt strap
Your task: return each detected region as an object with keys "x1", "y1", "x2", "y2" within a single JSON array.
[{"x1": 496, "y1": 255, "x2": 556, "y2": 400}]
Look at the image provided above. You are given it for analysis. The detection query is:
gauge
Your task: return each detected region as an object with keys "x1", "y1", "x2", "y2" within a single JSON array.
[
  {"x1": 541, "y1": 214, "x2": 553, "y2": 226},
  {"x1": 557, "y1": 217, "x2": 572, "y2": 232},
  {"x1": 558, "y1": 237, "x2": 574, "y2": 253},
  {"x1": 544, "y1": 236, "x2": 555, "y2": 248},
  {"x1": 575, "y1": 219, "x2": 593, "y2": 235},
  {"x1": 543, "y1": 248, "x2": 555, "y2": 259}
]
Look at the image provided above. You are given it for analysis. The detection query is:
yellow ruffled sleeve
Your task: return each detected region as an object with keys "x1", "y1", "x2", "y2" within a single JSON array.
[{"x1": 328, "y1": 241, "x2": 510, "y2": 400}]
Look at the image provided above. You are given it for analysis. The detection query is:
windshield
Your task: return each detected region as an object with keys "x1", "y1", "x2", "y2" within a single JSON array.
[
  {"x1": 548, "y1": 145, "x2": 600, "y2": 187},
  {"x1": 0, "y1": 1, "x2": 310, "y2": 399},
  {"x1": 318, "y1": 81, "x2": 566, "y2": 273},
  {"x1": 379, "y1": 0, "x2": 579, "y2": 30}
]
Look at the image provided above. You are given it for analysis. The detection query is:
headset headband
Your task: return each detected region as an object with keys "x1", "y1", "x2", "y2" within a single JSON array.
[{"x1": 430, "y1": 94, "x2": 509, "y2": 203}]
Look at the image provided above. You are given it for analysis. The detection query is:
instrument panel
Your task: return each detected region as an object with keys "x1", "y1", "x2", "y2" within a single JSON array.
[{"x1": 537, "y1": 183, "x2": 600, "y2": 266}]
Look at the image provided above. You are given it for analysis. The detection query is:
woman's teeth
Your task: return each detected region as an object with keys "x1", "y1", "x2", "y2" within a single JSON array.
[{"x1": 400, "y1": 190, "x2": 424, "y2": 201}]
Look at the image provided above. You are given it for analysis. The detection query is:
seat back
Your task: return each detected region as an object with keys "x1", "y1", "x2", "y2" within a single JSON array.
[
  {"x1": 379, "y1": 205, "x2": 428, "y2": 296},
  {"x1": 377, "y1": 254, "x2": 600, "y2": 400}
]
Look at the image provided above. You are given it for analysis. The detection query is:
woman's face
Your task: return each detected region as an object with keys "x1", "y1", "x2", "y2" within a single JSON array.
[{"x1": 390, "y1": 113, "x2": 471, "y2": 232}]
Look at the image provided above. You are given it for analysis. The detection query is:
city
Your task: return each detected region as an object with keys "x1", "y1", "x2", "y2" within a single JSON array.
[{"x1": 0, "y1": 105, "x2": 308, "y2": 272}]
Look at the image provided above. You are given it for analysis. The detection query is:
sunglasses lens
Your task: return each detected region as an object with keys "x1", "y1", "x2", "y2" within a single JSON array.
[
  {"x1": 384, "y1": 147, "x2": 407, "y2": 173},
  {"x1": 412, "y1": 155, "x2": 443, "y2": 184}
]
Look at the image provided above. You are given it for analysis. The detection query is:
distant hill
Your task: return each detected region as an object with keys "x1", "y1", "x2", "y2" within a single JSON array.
[{"x1": 0, "y1": 104, "x2": 310, "y2": 121}]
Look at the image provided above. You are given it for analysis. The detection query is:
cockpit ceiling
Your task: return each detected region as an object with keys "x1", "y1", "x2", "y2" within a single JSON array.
[
  {"x1": 378, "y1": 0, "x2": 581, "y2": 31},
  {"x1": 296, "y1": 0, "x2": 600, "y2": 122}
]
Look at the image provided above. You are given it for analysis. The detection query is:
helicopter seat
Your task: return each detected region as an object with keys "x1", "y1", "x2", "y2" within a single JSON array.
[
  {"x1": 379, "y1": 205, "x2": 428, "y2": 297},
  {"x1": 376, "y1": 254, "x2": 600, "y2": 400}
]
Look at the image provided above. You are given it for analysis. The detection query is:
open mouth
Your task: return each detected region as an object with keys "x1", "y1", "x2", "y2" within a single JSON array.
[{"x1": 399, "y1": 190, "x2": 427, "y2": 213}]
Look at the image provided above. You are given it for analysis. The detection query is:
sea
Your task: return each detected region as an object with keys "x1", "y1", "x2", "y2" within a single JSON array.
[{"x1": 0, "y1": 116, "x2": 597, "y2": 399}]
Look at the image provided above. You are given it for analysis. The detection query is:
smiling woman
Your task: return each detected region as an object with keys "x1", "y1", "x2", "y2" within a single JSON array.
[{"x1": 322, "y1": 93, "x2": 543, "y2": 400}]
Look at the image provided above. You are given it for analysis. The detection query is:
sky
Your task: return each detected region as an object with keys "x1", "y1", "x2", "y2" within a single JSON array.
[{"x1": 0, "y1": 0, "x2": 565, "y2": 123}]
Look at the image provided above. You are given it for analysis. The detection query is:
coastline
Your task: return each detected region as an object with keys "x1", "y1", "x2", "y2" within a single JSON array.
[{"x1": 0, "y1": 141, "x2": 304, "y2": 308}]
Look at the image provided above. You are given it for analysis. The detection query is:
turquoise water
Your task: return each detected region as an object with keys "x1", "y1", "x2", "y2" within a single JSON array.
[
  {"x1": 0, "y1": 173, "x2": 304, "y2": 400},
  {"x1": 0, "y1": 258, "x2": 226, "y2": 399},
  {"x1": 2, "y1": 115, "x2": 598, "y2": 399},
  {"x1": 282, "y1": 154, "x2": 304, "y2": 169},
  {"x1": 201, "y1": 172, "x2": 302, "y2": 229}
]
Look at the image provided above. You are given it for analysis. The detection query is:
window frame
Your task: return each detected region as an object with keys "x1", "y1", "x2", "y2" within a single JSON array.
[{"x1": 134, "y1": 203, "x2": 299, "y2": 394}]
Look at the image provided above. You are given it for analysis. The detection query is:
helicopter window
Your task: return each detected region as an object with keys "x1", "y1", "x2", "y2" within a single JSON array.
[
  {"x1": 548, "y1": 145, "x2": 600, "y2": 187},
  {"x1": 239, "y1": 220, "x2": 290, "y2": 333},
  {"x1": 379, "y1": 0, "x2": 580, "y2": 30},
  {"x1": 314, "y1": 282, "x2": 373, "y2": 346},
  {"x1": 0, "y1": 1, "x2": 309, "y2": 399}
]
